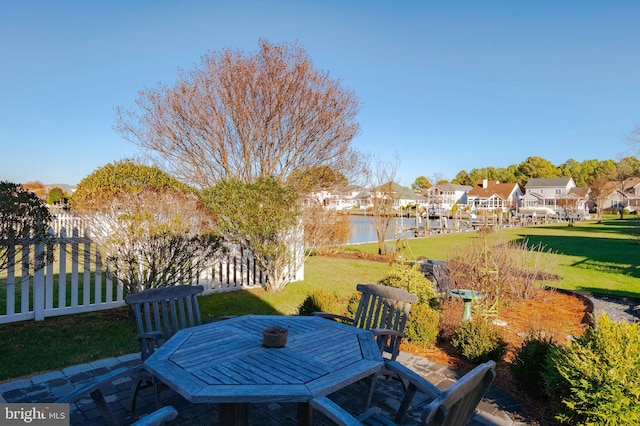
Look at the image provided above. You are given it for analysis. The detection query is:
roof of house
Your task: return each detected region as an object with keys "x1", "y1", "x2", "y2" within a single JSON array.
[
  {"x1": 624, "y1": 177, "x2": 640, "y2": 191},
  {"x1": 524, "y1": 177, "x2": 574, "y2": 188},
  {"x1": 595, "y1": 179, "x2": 640, "y2": 198},
  {"x1": 593, "y1": 181, "x2": 622, "y2": 197},
  {"x1": 435, "y1": 183, "x2": 473, "y2": 192},
  {"x1": 567, "y1": 187, "x2": 590, "y2": 197},
  {"x1": 467, "y1": 181, "x2": 520, "y2": 200},
  {"x1": 371, "y1": 182, "x2": 420, "y2": 200}
]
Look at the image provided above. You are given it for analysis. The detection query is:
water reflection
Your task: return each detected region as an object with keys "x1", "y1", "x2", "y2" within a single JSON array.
[{"x1": 349, "y1": 215, "x2": 418, "y2": 244}]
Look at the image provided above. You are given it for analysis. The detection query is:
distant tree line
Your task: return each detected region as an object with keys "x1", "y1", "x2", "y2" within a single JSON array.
[{"x1": 412, "y1": 155, "x2": 640, "y2": 193}]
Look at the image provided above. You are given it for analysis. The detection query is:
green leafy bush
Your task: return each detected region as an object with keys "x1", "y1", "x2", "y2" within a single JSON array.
[
  {"x1": 543, "y1": 314, "x2": 640, "y2": 424},
  {"x1": 511, "y1": 335, "x2": 556, "y2": 398},
  {"x1": 297, "y1": 290, "x2": 342, "y2": 316},
  {"x1": 404, "y1": 303, "x2": 440, "y2": 346},
  {"x1": 451, "y1": 319, "x2": 507, "y2": 363},
  {"x1": 378, "y1": 264, "x2": 438, "y2": 308}
]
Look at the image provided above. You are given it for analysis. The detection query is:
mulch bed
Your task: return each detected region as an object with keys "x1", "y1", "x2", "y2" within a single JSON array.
[{"x1": 402, "y1": 289, "x2": 590, "y2": 424}]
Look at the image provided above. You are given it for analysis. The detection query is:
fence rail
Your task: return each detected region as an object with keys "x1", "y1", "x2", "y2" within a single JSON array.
[{"x1": 0, "y1": 226, "x2": 271, "y2": 324}]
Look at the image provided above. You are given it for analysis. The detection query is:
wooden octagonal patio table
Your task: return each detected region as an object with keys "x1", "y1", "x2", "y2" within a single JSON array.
[{"x1": 144, "y1": 314, "x2": 384, "y2": 425}]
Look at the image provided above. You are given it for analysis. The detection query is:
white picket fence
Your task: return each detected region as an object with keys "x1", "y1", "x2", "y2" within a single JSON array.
[{"x1": 0, "y1": 225, "x2": 303, "y2": 324}]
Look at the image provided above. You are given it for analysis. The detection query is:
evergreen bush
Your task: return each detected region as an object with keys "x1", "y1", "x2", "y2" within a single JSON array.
[
  {"x1": 404, "y1": 303, "x2": 440, "y2": 346},
  {"x1": 297, "y1": 290, "x2": 342, "y2": 316},
  {"x1": 543, "y1": 314, "x2": 640, "y2": 424},
  {"x1": 378, "y1": 263, "x2": 438, "y2": 308},
  {"x1": 511, "y1": 335, "x2": 556, "y2": 398},
  {"x1": 451, "y1": 319, "x2": 507, "y2": 363}
]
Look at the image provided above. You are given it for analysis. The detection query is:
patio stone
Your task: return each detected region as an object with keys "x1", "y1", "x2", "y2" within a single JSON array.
[
  {"x1": 0, "y1": 351, "x2": 536, "y2": 425},
  {"x1": 31, "y1": 370, "x2": 65, "y2": 384}
]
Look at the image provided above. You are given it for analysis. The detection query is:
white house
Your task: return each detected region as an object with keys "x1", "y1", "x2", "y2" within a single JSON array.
[
  {"x1": 466, "y1": 180, "x2": 522, "y2": 212},
  {"x1": 597, "y1": 177, "x2": 640, "y2": 213},
  {"x1": 424, "y1": 183, "x2": 472, "y2": 211},
  {"x1": 522, "y1": 177, "x2": 590, "y2": 216},
  {"x1": 521, "y1": 177, "x2": 575, "y2": 209}
]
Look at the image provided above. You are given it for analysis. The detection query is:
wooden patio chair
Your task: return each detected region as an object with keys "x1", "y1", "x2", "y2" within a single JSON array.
[
  {"x1": 313, "y1": 283, "x2": 419, "y2": 362},
  {"x1": 124, "y1": 285, "x2": 205, "y2": 414},
  {"x1": 310, "y1": 360, "x2": 496, "y2": 426},
  {"x1": 56, "y1": 366, "x2": 179, "y2": 426},
  {"x1": 313, "y1": 283, "x2": 419, "y2": 408}
]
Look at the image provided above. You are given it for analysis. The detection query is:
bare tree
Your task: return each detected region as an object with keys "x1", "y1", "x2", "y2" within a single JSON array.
[
  {"x1": 115, "y1": 39, "x2": 362, "y2": 190},
  {"x1": 611, "y1": 157, "x2": 640, "y2": 219},
  {"x1": 556, "y1": 196, "x2": 579, "y2": 226},
  {"x1": 627, "y1": 124, "x2": 640, "y2": 148},
  {"x1": 588, "y1": 177, "x2": 611, "y2": 222},
  {"x1": 367, "y1": 157, "x2": 399, "y2": 255},
  {"x1": 431, "y1": 172, "x2": 448, "y2": 186},
  {"x1": 303, "y1": 200, "x2": 350, "y2": 255}
]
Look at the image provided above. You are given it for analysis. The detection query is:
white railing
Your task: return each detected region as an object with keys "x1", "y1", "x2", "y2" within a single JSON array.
[{"x1": 0, "y1": 226, "x2": 276, "y2": 324}]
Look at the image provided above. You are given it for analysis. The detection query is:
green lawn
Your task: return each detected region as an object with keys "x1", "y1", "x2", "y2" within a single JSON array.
[
  {"x1": 349, "y1": 217, "x2": 640, "y2": 297},
  {"x1": 1, "y1": 218, "x2": 638, "y2": 382}
]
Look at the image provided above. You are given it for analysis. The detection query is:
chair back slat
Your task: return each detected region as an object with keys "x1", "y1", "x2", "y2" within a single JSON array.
[
  {"x1": 352, "y1": 284, "x2": 419, "y2": 360},
  {"x1": 422, "y1": 361, "x2": 496, "y2": 426},
  {"x1": 125, "y1": 285, "x2": 205, "y2": 342}
]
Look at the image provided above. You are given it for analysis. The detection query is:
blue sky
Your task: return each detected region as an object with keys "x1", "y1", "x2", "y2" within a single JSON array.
[{"x1": 1, "y1": 1, "x2": 639, "y2": 187}]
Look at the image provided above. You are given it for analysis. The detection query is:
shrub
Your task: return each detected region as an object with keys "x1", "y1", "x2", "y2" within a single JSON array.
[
  {"x1": 378, "y1": 263, "x2": 438, "y2": 308},
  {"x1": 451, "y1": 319, "x2": 507, "y2": 363},
  {"x1": 446, "y1": 234, "x2": 557, "y2": 307},
  {"x1": 511, "y1": 335, "x2": 556, "y2": 398},
  {"x1": 542, "y1": 314, "x2": 640, "y2": 424},
  {"x1": 297, "y1": 290, "x2": 342, "y2": 316},
  {"x1": 0, "y1": 181, "x2": 55, "y2": 274},
  {"x1": 346, "y1": 292, "x2": 360, "y2": 317},
  {"x1": 404, "y1": 303, "x2": 440, "y2": 346}
]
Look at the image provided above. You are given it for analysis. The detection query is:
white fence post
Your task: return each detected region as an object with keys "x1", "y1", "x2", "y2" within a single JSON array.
[
  {"x1": 33, "y1": 239, "x2": 45, "y2": 321},
  {"x1": 58, "y1": 227, "x2": 67, "y2": 309},
  {"x1": 5, "y1": 246, "x2": 16, "y2": 317}
]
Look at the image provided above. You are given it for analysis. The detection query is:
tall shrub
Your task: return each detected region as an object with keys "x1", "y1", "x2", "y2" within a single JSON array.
[
  {"x1": 543, "y1": 314, "x2": 640, "y2": 424},
  {"x1": 446, "y1": 234, "x2": 557, "y2": 313},
  {"x1": 202, "y1": 177, "x2": 301, "y2": 292}
]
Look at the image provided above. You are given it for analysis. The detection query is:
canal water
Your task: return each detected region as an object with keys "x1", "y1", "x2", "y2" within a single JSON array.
[{"x1": 349, "y1": 215, "x2": 453, "y2": 244}]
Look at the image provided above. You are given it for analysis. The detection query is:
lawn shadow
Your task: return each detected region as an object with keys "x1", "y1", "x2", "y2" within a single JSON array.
[{"x1": 198, "y1": 288, "x2": 283, "y2": 319}]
